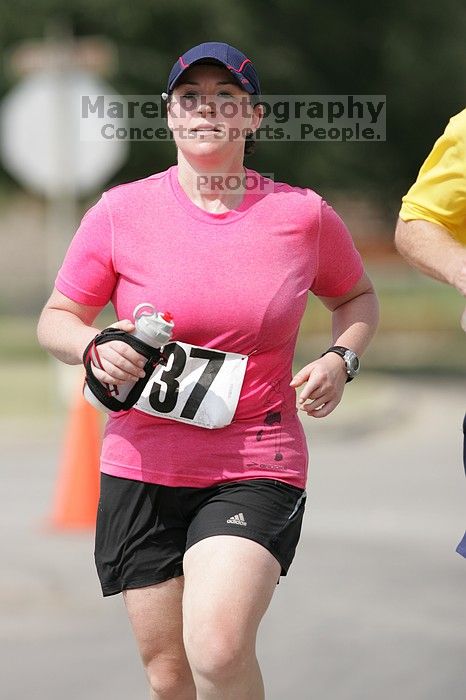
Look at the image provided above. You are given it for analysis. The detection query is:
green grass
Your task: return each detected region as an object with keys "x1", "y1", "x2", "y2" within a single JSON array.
[{"x1": 0, "y1": 359, "x2": 57, "y2": 417}]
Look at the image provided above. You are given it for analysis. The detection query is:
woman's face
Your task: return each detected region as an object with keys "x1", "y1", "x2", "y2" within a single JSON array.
[{"x1": 166, "y1": 63, "x2": 263, "y2": 161}]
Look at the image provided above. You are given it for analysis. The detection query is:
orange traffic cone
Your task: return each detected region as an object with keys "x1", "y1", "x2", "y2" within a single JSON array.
[{"x1": 46, "y1": 375, "x2": 102, "y2": 530}]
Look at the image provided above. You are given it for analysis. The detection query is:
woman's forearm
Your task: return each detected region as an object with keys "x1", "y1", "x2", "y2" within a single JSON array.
[
  {"x1": 330, "y1": 289, "x2": 379, "y2": 356},
  {"x1": 37, "y1": 309, "x2": 100, "y2": 365}
]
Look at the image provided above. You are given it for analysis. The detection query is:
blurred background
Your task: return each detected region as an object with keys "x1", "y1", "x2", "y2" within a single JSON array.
[{"x1": 0, "y1": 2, "x2": 465, "y2": 699}]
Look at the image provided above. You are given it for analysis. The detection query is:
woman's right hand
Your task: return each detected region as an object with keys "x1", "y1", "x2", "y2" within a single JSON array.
[{"x1": 89, "y1": 319, "x2": 148, "y2": 386}]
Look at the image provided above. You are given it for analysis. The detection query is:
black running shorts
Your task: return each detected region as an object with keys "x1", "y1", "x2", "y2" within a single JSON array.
[{"x1": 94, "y1": 473, "x2": 307, "y2": 597}]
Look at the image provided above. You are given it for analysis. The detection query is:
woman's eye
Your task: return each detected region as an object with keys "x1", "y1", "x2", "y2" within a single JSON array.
[{"x1": 179, "y1": 94, "x2": 199, "y2": 109}]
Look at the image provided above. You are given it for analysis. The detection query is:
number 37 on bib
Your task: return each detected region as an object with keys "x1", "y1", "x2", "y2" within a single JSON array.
[{"x1": 134, "y1": 340, "x2": 249, "y2": 429}]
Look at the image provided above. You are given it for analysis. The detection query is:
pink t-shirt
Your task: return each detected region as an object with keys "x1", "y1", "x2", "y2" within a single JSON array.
[{"x1": 55, "y1": 165, "x2": 364, "y2": 489}]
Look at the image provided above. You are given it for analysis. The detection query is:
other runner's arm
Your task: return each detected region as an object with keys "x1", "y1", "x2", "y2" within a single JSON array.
[
  {"x1": 395, "y1": 112, "x2": 466, "y2": 294},
  {"x1": 394, "y1": 218, "x2": 466, "y2": 295}
]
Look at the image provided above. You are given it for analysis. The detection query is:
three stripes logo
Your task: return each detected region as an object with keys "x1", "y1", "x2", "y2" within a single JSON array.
[{"x1": 226, "y1": 512, "x2": 247, "y2": 526}]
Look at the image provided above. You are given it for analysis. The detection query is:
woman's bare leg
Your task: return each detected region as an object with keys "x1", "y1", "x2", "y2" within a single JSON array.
[
  {"x1": 182, "y1": 536, "x2": 281, "y2": 700},
  {"x1": 122, "y1": 576, "x2": 196, "y2": 700}
]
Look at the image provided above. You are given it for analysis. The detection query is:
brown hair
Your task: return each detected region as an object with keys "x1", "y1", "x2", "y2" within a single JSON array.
[{"x1": 244, "y1": 132, "x2": 256, "y2": 157}]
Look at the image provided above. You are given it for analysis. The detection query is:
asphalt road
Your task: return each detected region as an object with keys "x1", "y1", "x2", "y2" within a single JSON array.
[{"x1": 1, "y1": 374, "x2": 464, "y2": 700}]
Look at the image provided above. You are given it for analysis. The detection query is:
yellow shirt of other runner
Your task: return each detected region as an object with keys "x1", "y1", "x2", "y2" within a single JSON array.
[{"x1": 399, "y1": 108, "x2": 466, "y2": 245}]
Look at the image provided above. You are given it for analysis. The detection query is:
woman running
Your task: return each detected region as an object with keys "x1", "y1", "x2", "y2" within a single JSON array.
[{"x1": 37, "y1": 41, "x2": 379, "y2": 700}]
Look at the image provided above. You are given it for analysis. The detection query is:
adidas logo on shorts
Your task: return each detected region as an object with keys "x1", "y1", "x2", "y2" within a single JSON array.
[{"x1": 226, "y1": 512, "x2": 247, "y2": 526}]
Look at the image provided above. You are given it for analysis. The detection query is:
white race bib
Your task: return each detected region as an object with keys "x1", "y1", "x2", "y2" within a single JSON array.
[{"x1": 134, "y1": 341, "x2": 249, "y2": 429}]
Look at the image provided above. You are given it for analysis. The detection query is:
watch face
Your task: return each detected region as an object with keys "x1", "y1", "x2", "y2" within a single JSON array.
[{"x1": 344, "y1": 350, "x2": 360, "y2": 376}]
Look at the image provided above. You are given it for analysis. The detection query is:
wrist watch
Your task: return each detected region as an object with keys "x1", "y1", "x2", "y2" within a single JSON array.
[{"x1": 321, "y1": 346, "x2": 361, "y2": 382}]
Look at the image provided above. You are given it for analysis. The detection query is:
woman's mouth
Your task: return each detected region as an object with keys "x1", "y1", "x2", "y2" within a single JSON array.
[{"x1": 191, "y1": 125, "x2": 222, "y2": 134}]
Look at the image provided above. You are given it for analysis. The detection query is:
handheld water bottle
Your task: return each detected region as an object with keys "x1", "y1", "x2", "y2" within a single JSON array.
[{"x1": 83, "y1": 303, "x2": 174, "y2": 413}]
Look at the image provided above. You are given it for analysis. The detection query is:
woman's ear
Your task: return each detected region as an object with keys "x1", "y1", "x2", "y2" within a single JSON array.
[{"x1": 249, "y1": 102, "x2": 264, "y2": 136}]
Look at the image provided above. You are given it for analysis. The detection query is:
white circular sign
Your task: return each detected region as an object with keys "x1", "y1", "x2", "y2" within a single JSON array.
[{"x1": 0, "y1": 68, "x2": 128, "y2": 196}]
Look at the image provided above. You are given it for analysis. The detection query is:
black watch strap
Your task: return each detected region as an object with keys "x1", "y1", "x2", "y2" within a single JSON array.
[{"x1": 321, "y1": 346, "x2": 350, "y2": 359}]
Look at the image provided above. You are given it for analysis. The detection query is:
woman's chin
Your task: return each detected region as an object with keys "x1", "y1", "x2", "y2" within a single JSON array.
[{"x1": 180, "y1": 141, "x2": 235, "y2": 158}]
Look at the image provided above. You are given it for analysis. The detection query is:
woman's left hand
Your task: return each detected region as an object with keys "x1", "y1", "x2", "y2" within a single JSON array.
[{"x1": 289, "y1": 352, "x2": 349, "y2": 418}]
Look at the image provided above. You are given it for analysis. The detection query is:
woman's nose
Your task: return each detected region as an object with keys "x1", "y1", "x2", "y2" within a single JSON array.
[{"x1": 197, "y1": 96, "x2": 216, "y2": 116}]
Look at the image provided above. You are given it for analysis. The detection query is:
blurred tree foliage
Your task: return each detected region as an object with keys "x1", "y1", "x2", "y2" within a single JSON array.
[{"x1": 0, "y1": 0, "x2": 465, "y2": 221}]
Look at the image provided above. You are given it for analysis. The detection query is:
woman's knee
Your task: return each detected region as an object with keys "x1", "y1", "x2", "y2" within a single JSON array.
[
  {"x1": 184, "y1": 624, "x2": 254, "y2": 683},
  {"x1": 145, "y1": 655, "x2": 195, "y2": 700}
]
